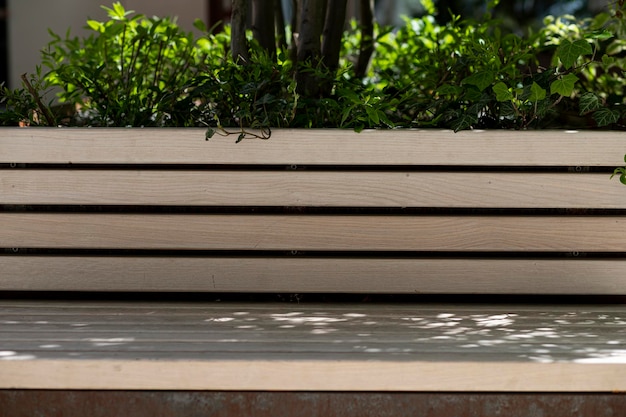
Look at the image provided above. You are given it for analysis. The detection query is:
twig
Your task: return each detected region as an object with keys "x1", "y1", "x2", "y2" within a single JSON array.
[{"x1": 21, "y1": 73, "x2": 55, "y2": 126}]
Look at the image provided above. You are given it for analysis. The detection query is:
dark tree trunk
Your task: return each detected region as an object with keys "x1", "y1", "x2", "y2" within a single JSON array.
[
  {"x1": 296, "y1": 0, "x2": 327, "y2": 96},
  {"x1": 321, "y1": 0, "x2": 348, "y2": 72},
  {"x1": 289, "y1": 0, "x2": 301, "y2": 63},
  {"x1": 252, "y1": 0, "x2": 277, "y2": 59},
  {"x1": 231, "y1": 0, "x2": 249, "y2": 64},
  {"x1": 231, "y1": 0, "x2": 370, "y2": 98},
  {"x1": 275, "y1": 1, "x2": 288, "y2": 51},
  {"x1": 355, "y1": 0, "x2": 374, "y2": 79}
]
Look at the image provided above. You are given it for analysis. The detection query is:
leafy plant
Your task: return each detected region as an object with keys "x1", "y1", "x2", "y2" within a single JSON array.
[
  {"x1": 41, "y1": 2, "x2": 207, "y2": 126},
  {"x1": 576, "y1": 0, "x2": 626, "y2": 128},
  {"x1": 2, "y1": 0, "x2": 625, "y2": 134},
  {"x1": 0, "y1": 67, "x2": 56, "y2": 126}
]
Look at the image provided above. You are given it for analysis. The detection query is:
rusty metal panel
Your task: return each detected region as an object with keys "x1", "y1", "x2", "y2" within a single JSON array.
[{"x1": 1, "y1": 391, "x2": 625, "y2": 417}]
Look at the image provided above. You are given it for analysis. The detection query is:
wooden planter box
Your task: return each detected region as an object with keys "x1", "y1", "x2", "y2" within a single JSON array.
[{"x1": 2, "y1": 127, "x2": 626, "y2": 294}]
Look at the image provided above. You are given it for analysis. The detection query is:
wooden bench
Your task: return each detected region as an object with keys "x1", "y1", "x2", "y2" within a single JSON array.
[{"x1": 1, "y1": 128, "x2": 625, "y2": 415}]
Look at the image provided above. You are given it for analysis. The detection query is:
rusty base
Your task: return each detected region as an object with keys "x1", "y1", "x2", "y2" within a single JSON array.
[{"x1": 1, "y1": 391, "x2": 625, "y2": 417}]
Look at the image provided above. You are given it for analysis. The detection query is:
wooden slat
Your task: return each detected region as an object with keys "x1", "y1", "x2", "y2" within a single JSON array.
[
  {"x1": 2, "y1": 213, "x2": 626, "y2": 251},
  {"x1": 4, "y1": 359, "x2": 624, "y2": 391},
  {"x1": 1, "y1": 257, "x2": 625, "y2": 294},
  {"x1": 2, "y1": 170, "x2": 625, "y2": 208},
  {"x1": 0, "y1": 302, "x2": 624, "y2": 391},
  {"x1": 2, "y1": 128, "x2": 625, "y2": 166}
]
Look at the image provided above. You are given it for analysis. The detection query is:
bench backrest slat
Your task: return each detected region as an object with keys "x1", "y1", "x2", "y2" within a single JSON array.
[
  {"x1": 2, "y1": 128, "x2": 625, "y2": 166},
  {"x1": 2, "y1": 213, "x2": 625, "y2": 251},
  {"x1": 3, "y1": 170, "x2": 626, "y2": 208}
]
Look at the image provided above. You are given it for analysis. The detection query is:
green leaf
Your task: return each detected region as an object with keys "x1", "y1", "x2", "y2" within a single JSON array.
[
  {"x1": 461, "y1": 71, "x2": 495, "y2": 92},
  {"x1": 550, "y1": 73, "x2": 579, "y2": 97},
  {"x1": 113, "y1": 2, "x2": 125, "y2": 16},
  {"x1": 593, "y1": 107, "x2": 620, "y2": 127},
  {"x1": 611, "y1": 167, "x2": 626, "y2": 185},
  {"x1": 528, "y1": 82, "x2": 546, "y2": 102},
  {"x1": 557, "y1": 39, "x2": 593, "y2": 69},
  {"x1": 498, "y1": 101, "x2": 516, "y2": 118},
  {"x1": 602, "y1": 54, "x2": 616, "y2": 67},
  {"x1": 420, "y1": 0, "x2": 436, "y2": 15},
  {"x1": 436, "y1": 84, "x2": 462, "y2": 96},
  {"x1": 578, "y1": 93, "x2": 601, "y2": 115},
  {"x1": 365, "y1": 106, "x2": 380, "y2": 125},
  {"x1": 193, "y1": 19, "x2": 207, "y2": 32},
  {"x1": 584, "y1": 30, "x2": 613, "y2": 41},
  {"x1": 450, "y1": 113, "x2": 478, "y2": 132},
  {"x1": 607, "y1": 39, "x2": 626, "y2": 56},
  {"x1": 86, "y1": 20, "x2": 103, "y2": 32},
  {"x1": 340, "y1": 107, "x2": 352, "y2": 127},
  {"x1": 205, "y1": 128, "x2": 215, "y2": 140},
  {"x1": 487, "y1": 0, "x2": 500, "y2": 10},
  {"x1": 492, "y1": 82, "x2": 513, "y2": 102},
  {"x1": 377, "y1": 110, "x2": 394, "y2": 128},
  {"x1": 463, "y1": 86, "x2": 483, "y2": 102}
]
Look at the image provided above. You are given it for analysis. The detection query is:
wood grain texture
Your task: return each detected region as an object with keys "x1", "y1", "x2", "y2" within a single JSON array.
[
  {"x1": 3, "y1": 360, "x2": 624, "y2": 391},
  {"x1": 2, "y1": 213, "x2": 626, "y2": 251},
  {"x1": 0, "y1": 301, "x2": 624, "y2": 391},
  {"x1": 1, "y1": 257, "x2": 625, "y2": 294},
  {"x1": 3, "y1": 170, "x2": 625, "y2": 208},
  {"x1": 2, "y1": 128, "x2": 625, "y2": 166}
]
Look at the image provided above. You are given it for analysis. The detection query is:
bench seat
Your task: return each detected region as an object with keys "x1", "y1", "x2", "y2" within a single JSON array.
[{"x1": 1, "y1": 300, "x2": 625, "y2": 391}]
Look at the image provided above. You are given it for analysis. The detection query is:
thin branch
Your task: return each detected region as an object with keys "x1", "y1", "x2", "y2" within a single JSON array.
[{"x1": 20, "y1": 73, "x2": 55, "y2": 126}]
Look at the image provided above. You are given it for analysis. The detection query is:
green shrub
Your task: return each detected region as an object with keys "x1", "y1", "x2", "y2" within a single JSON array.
[
  {"x1": 1, "y1": 0, "x2": 624, "y2": 131},
  {"x1": 367, "y1": 2, "x2": 624, "y2": 131},
  {"x1": 42, "y1": 2, "x2": 208, "y2": 126},
  {"x1": 0, "y1": 68, "x2": 55, "y2": 126}
]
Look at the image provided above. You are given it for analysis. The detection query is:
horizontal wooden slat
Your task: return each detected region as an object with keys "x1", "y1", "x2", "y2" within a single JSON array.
[
  {"x1": 1, "y1": 257, "x2": 625, "y2": 294},
  {"x1": 2, "y1": 128, "x2": 625, "y2": 166},
  {"x1": 2, "y1": 213, "x2": 626, "y2": 251},
  {"x1": 3, "y1": 360, "x2": 625, "y2": 391},
  {"x1": 2, "y1": 170, "x2": 625, "y2": 208},
  {"x1": 1, "y1": 302, "x2": 624, "y2": 391}
]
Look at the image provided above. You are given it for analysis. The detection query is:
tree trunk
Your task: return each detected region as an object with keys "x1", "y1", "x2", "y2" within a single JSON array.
[
  {"x1": 252, "y1": 0, "x2": 277, "y2": 59},
  {"x1": 231, "y1": 0, "x2": 249, "y2": 64},
  {"x1": 275, "y1": 1, "x2": 288, "y2": 51},
  {"x1": 321, "y1": 0, "x2": 348, "y2": 72},
  {"x1": 296, "y1": 0, "x2": 327, "y2": 96},
  {"x1": 289, "y1": 0, "x2": 301, "y2": 63},
  {"x1": 355, "y1": 0, "x2": 374, "y2": 79}
]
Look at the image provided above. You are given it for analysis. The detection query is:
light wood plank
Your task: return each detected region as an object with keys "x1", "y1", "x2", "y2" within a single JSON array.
[
  {"x1": 2, "y1": 213, "x2": 626, "y2": 251},
  {"x1": 2, "y1": 170, "x2": 625, "y2": 208},
  {"x1": 2, "y1": 359, "x2": 624, "y2": 391},
  {"x1": 1, "y1": 257, "x2": 625, "y2": 294},
  {"x1": 2, "y1": 128, "x2": 625, "y2": 166},
  {"x1": 0, "y1": 302, "x2": 624, "y2": 391},
  {"x1": 2, "y1": 360, "x2": 625, "y2": 391}
]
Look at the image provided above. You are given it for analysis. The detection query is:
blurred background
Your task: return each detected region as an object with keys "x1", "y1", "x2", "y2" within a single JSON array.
[{"x1": 0, "y1": 0, "x2": 612, "y2": 89}]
